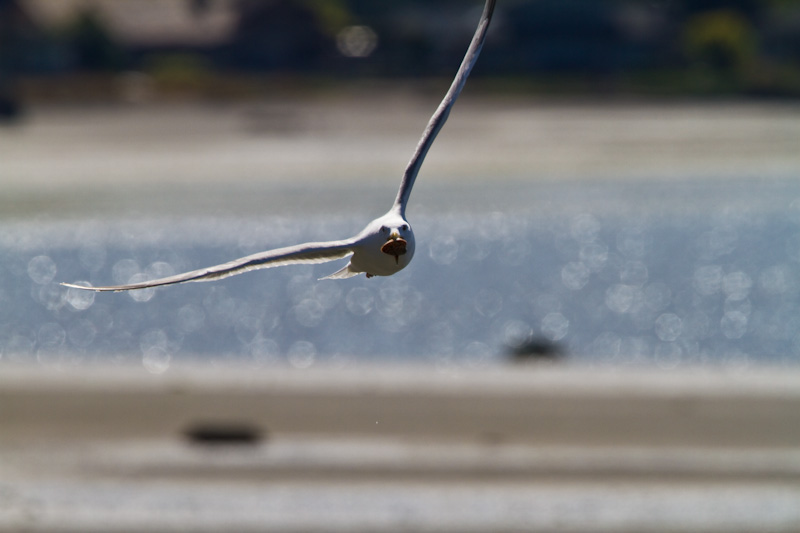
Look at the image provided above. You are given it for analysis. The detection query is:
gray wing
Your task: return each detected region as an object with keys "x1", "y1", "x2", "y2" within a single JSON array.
[
  {"x1": 62, "y1": 240, "x2": 355, "y2": 292},
  {"x1": 392, "y1": 0, "x2": 496, "y2": 216}
]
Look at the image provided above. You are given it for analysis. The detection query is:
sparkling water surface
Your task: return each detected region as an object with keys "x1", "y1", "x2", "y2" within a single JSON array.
[{"x1": 3, "y1": 176, "x2": 800, "y2": 371}]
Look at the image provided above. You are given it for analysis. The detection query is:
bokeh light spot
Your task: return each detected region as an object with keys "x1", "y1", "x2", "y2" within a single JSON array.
[
  {"x1": 561, "y1": 261, "x2": 590, "y2": 290},
  {"x1": 721, "y1": 311, "x2": 748, "y2": 339},
  {"x1": 541, "y1": 312, "x2": 569, "y2": 341},
  {"x1": 66, "y1": 282, "x2": 96, "y2": 310},
  {"x1": 428, "y1": 235, "x2": 459, "y2": 265},
  {"x1": 605, "y1": 284, "x2": 637, "y2": 313},
  {"x1": 474, "y1": 289, "x2": 503, "y2": 317},
  {"x1": 654, "y1": 313, "x2": 683, "y2": 342},
  {"x1": 127, "y1": 274, "x2": 156, "y2": 302},
  {"x1": 345, "y1": 287, "x2": 374, "y2": 316},
  {"x1": 336, "y1": 25, "x2": 378, "y2": 58},
  {"x1": 722, "y1": 271, "x2": 752, "y2": 301},
  {"x1": 27, "y1": 255, "x2": 57, "y2": 285},
  {"x1": 693, "y1": 265, "x2": 724, "y2": 296},
  {"x1": 288, "y1": 340, "x2": 316, "y2": 369}
]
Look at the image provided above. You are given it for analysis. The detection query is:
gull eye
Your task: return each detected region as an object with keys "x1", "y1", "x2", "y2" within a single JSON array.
[
  {"x1": 380, "y1": 226, "x2": 388, "y2": 233},
  {"x1": 401, "y1": 224, "x2": 409, "y2": 232}
]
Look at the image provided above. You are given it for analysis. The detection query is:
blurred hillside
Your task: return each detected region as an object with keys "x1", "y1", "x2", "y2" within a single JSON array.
[{"x1": 2, "y1": 0, "x2": 800, "y2": 109}]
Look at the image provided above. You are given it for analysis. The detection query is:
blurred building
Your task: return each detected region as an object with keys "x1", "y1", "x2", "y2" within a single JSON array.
[
  {"x1": 0, "y1": 0, "x2": 46, "y2": 118},
  {"x1": 22, "y1": 0, "x2": 236, "y2": 70},
  {"x1": 221, "y1": 0, "x2": 332, "y2": 71},
  {"x1": 5, "y1": 0, "x2": 800, "y2": 97},
  {"x1": 1, "y1": 0, "x2": 47, "y2": 72},
  {"x1": 9, "y1": 0, "x2": 676, "y2": 75},
  {"x1": 24, "y1": 0, "x2": 236, "y2": 50}
]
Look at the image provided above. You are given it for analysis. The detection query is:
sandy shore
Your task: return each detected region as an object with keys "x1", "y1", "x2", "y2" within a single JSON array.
[
  {"x1": 2, "y1": 97, "x2": 799, "y2": 219},
  {"x1": 1, "y1": 365, "x2": 799, "y2": 532},
  {"x1": 3, "y1": 365, "x2": 800, "y2": 447}
]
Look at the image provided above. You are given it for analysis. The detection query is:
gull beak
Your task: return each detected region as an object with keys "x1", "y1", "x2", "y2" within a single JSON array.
[{"x1": 381, "y1": 230, "x2": 407, "y2": 264}]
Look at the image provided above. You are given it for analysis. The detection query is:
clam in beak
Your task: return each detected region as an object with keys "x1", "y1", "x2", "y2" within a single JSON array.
[{"x1": 381, "y1": 231, "x2": 407, "y2": 264}]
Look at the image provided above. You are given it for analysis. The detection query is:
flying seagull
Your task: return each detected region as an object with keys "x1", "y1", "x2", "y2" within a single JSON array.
[{"x1": 63, "y1": 0, "x2": 496, "y2": 293}]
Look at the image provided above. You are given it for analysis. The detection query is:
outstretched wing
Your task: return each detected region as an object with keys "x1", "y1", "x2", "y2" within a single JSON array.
[
  {"x1": 62, "y1": 240, "x2": 355, "y2": 292},
  {"x1": 392, "y1": 0, "x2": 496, "y2": 216}
]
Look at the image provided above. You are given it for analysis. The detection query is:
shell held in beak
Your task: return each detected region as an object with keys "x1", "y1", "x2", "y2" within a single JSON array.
[{"x1": 381, "y1": 238, "x2": 407, "y2": 264}]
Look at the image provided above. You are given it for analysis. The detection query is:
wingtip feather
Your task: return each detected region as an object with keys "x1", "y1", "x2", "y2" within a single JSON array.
[{"x1": 319, "y1": 264, "x2": 360, "y2": 280}]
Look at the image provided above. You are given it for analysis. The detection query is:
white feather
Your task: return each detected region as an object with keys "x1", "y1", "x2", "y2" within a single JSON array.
[{"x1": 61, "y1": 0, "x2": 496, "y2": 293}]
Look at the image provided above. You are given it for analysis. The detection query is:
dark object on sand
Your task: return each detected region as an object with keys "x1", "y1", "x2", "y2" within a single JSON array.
[
  {"x1": 184, "y1": 422, "x2": 264, "y2": 445},
  {"x1": 509, "y1": 336, "x2": 564, "y2": 363}
]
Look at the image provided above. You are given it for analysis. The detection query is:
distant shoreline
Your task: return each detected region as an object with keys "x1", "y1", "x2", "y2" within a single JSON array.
[{"x1": 3, "y1": 97, "x2": 799, "y2": 220}]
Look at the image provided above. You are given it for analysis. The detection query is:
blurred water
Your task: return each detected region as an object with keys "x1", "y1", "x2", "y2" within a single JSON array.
[
  {"x1": 4, "y1": 478, "x2": 799, "y2": 533},
  {"x1": 2, "y1": 176, "x2": 800, "y2": 371}
]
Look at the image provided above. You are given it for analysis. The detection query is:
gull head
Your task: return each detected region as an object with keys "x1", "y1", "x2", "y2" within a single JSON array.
[
  {"x1": 373, "y1": 213, "x2": 415, "y2": 270},
  {"x1": 348, "y1": 211, "x2": 416, "y2": 278}
]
